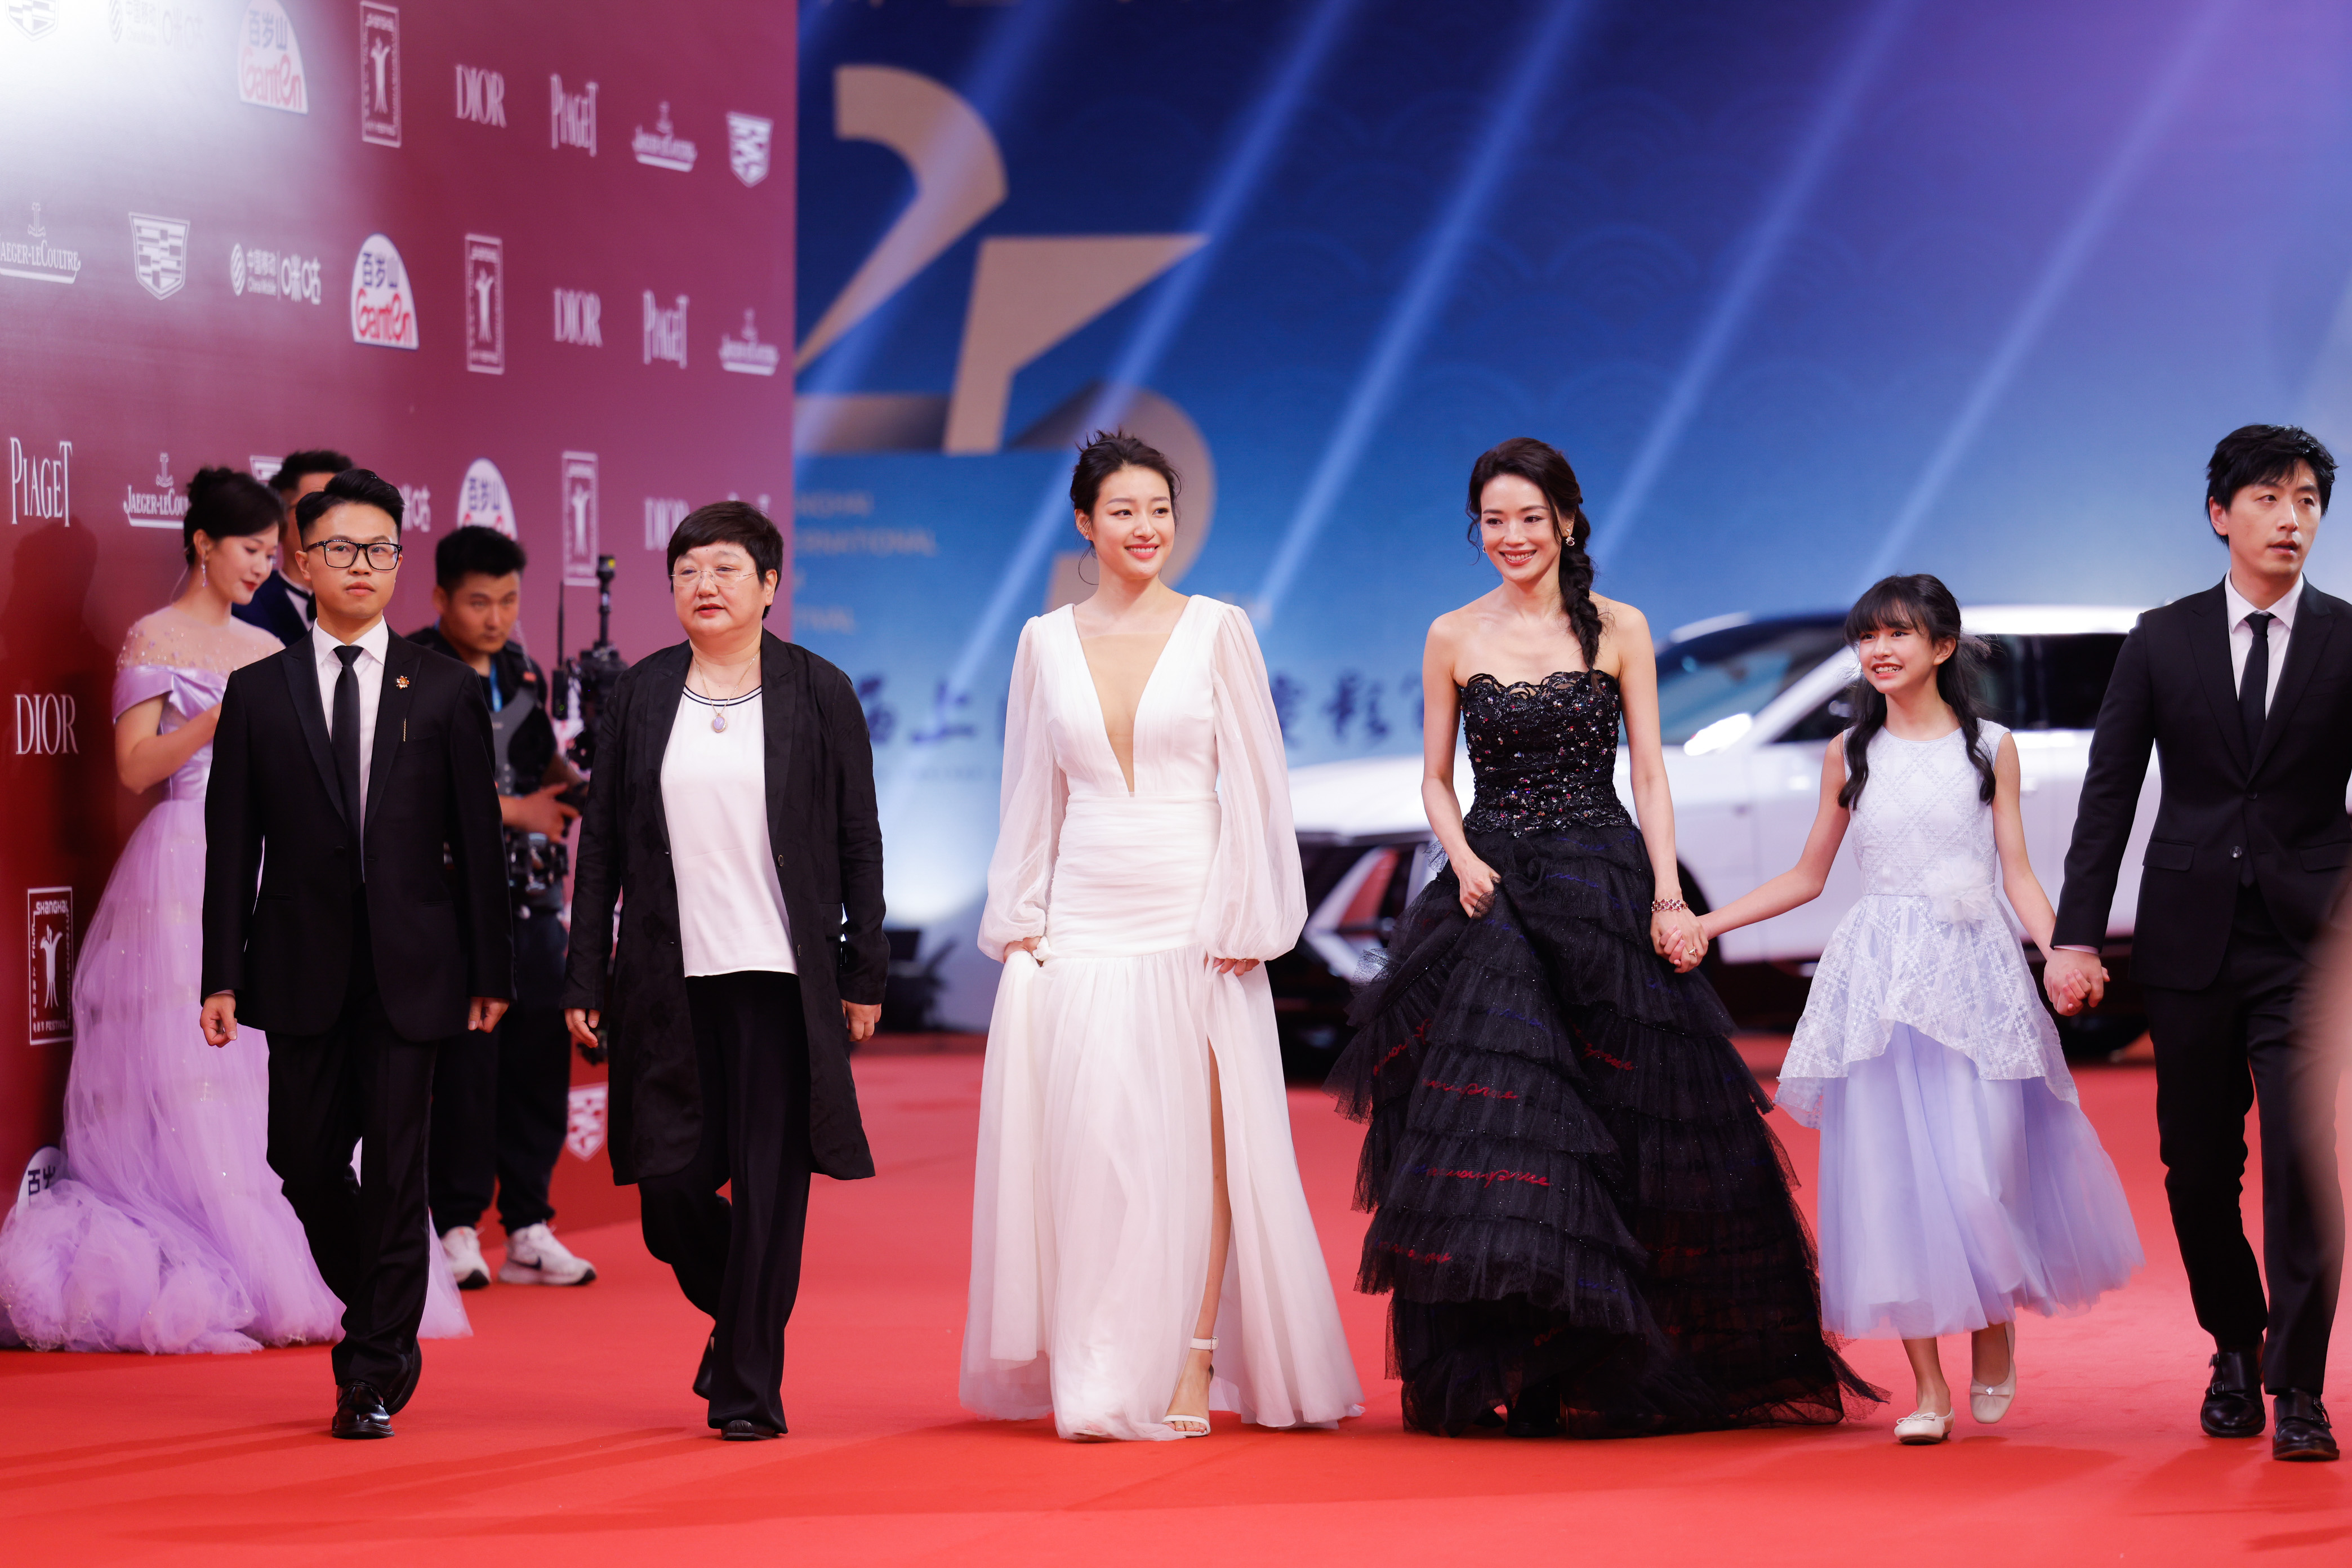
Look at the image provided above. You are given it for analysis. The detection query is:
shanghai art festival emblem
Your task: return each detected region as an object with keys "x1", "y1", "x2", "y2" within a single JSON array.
[
  {"x1": 727, "y1": 112, "x2": 772, "y2": 188},
  {"x1": 130, "y1": 213, "x2": 190, "y2": 300}
]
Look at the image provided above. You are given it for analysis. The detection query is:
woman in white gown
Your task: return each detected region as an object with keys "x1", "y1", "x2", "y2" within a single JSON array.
[{"x1": 962, "y1": 432, "x2": 1362, "y2": 1441}]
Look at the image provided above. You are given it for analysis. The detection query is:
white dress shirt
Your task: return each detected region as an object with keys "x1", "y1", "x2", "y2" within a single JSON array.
[
  {"x1": 2222, "y1": 571, "x2": 2304, "y2": 714},
  {"x1": 311, "y1": 617, "x2": 391, "y2": 822},
  {"x1": 661, "y1": 689, "x2": 797, "y2": 977}
]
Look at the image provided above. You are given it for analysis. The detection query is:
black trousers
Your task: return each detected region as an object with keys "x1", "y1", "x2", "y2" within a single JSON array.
[
  {"x1": 2143, "y1": 885, "x2": 2346, "y2": 1393},
  {"x1": 265, "y1": 908, "x2": 447, "y2": 1404},
  {"x1": 429, "y1": 1003, "x2": 571, "y2": 1236},
  {"x1": 639, "y1": 970, "x2": 813, "y2": 1431}
]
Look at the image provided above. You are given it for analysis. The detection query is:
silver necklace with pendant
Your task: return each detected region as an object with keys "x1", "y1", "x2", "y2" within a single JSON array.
[{"x1": 685, "y1": 680, "x2": 760, "y2": 733}]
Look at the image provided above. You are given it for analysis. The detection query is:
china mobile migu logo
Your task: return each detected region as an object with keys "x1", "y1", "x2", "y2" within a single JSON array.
[
  {"x1": 10, "y1": 437, "x2": 70, "y2": 525},
  {"x1": 643, "y1": 292, "x2": 687, "y2": 368},
  {"x1": 237, "y1": 0, "x2": 306, "y2": 115},
  {"x1": 123, "y1": 451, "x2": 186, "y2": 529},
  {"x1": 351, "y1": 232, "x2": 418, "y2": 349},
  {"x1": 232, "y1": 242, "x2": 322, "y2": 304}
]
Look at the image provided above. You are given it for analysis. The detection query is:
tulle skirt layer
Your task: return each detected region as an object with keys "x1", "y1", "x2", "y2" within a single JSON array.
[
  {"x1": 1329, "y1": 819, "x2": 1879, "y2": 1436},
  {"x1": 961, "y1": 795, "x2": 1362, "y2": 1440},
  {"x1": 0, "y1": 796, "x2": 468, "y2": 1353},
  {"x1": 1801, "y1": 1022, "x2": 2142, "y2": 1340}
]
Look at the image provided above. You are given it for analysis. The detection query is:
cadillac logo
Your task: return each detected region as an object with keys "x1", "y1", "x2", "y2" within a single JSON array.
[
  {"x1": 9, "y1": 1, "x2": 57, "y2": 41},
  {"x1": 130, "y1": 212, "x2": 190, "y2": 300},
  {"x1": 726, "y1": 112, "x2": 772, "y2": 188}
]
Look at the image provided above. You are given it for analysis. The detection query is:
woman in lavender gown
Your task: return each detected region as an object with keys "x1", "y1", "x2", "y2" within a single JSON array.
[{"x1": 0, "y1": 469, "x2": 469, "y2": 1353}]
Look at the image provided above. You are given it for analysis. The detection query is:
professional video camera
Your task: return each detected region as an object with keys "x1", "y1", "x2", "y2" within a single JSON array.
[{"x1": 552, "y1": 553, "x2": 629, "y2": 777}]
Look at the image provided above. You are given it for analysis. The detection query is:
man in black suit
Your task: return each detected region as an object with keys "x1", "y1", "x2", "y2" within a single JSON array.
[
  {"x1": 234, "y1": 448, "x2": 353, "y2": 645},
  {"x1": 2050, "y1": 424, "x2": 2347, "y2": 1462},
  {"x1": 201, "y1": 469, "x2": 513, "y2": 1440}
]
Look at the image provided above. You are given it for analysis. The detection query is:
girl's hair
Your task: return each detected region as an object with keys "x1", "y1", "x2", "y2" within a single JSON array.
[
  {"x1": 183, "y1": 466, "x2": 284, "y2": 567},
  {"x1": 1464, "y1": 437, "x2": 1602, "y2": 683},
  {"x1": 1838, "y1": 573, "x2": 1995, "y2": 809},
  {"x1": 1070, "y1": 429, "x2": 1179, "y2": 518}
]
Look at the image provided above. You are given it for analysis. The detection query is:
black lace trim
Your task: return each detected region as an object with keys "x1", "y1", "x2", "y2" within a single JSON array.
[{"x1": 1459, "y1": 669, "x2": 1632, "y2": 834}]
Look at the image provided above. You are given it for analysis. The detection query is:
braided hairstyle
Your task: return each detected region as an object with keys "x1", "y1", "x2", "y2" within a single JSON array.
[
  {"x1": 182, "y1": 466, "x2": 283, "y2": 566},
  {"x1": 1465, "y1": 437, "x2": 1602, "y2": 683},
  {"x1": 1837, "y1": 573, "x2": 1996, "y2": 809}
]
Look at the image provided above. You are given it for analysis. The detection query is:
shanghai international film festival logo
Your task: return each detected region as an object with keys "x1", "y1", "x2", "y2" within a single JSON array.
[
  {"x1": 231, "y1": 240, "x2": 322, "y2": 304},
  {"x1": 458, "y1": 457, "x2": 516, "y2": 537},
  {"x1": 359, "y1": 1, "x2": 400, "y2": 148},
  {"x1": 9, "y1": 1, "x2": 56, "y2": 41},
  {"x1": 643, "y1": 292, "x2": 687, "y2": 368},
  {"x1": 130, "y1": 212, "x2": 189, "y2": 300},
  {"x1": 27, "y1": 888, "x2": 74, "y2": 1047},
  {"x1": 719, "y1": 309, "x2": 779, "y2": 377},
  {"x1": 550, "y1": 73, "x2": 597, "y2": 156},
  {"x1": 10, "y1": 436, "x2": 71, "y2": 526},
  {"x1": 123, "y1": 451, "x2": 187, "y2": 529},
  {"x1": 631, "y1": 101, "x2": 695, "y2": 171},
  {"x1": 237, "y1": 0, "x2": 306, "y2": 114},
  {"x1": 726, "y1": 112, "x2": 772, "y2": 188},
  {"x1": 464, "y1": 234, "x2": 504, "y2": 375},
  {"x1": 560, "y1": 452, "x2": 599, "y2": 587},
  {"x1": 0, "y1": 204, "x2": 81, "y2": 285},
  {"x1": 351, "y1": 231, "x2": 418, "y2": 349}
]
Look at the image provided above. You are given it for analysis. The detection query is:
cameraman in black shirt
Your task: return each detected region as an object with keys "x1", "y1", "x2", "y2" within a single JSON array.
[{"x1": 412, "y1": 527, "x2": 598, "y2": 1289}]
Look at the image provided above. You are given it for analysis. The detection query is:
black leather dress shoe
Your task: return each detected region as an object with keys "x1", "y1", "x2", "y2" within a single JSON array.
[
  {"x1": 2202, "y1": 1349, "x2": 2265, "y2": 1438},
  {"x1": 693, "y1": 1332, "x2": 716, "y2": 1401},
  {"x1": 331, "y1": 1382, "x2": 394, "y2": 1440},
  {"x1": 719, "y1": 1419, "x2": 781, "y2": 1441},
  {"x1": 2273, "y1": 1393, "x2": 2338, "y2": 1462},
  {"x1": 382, "y1": 1347, "x2": 422, "y2": 1415}
]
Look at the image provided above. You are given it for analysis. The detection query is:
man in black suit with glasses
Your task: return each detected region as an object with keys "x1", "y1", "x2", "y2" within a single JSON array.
[
  {"x1": 201, "y1": 469, "x2": 512, "y2": 1439},
  {"x1": 2050, "y1": 425, "x2": 2347, "y2": 1463}
]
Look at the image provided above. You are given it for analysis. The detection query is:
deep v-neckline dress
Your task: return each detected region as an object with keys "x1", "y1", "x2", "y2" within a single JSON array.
[{"x1": 963, "y1": 598, "x2": 1363, "y2": 1441}]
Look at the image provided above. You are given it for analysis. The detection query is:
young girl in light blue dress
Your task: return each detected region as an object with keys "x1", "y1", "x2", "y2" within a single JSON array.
[{"x1": 1699, "y1": 574, "x2": 2141, "y2": 1444}]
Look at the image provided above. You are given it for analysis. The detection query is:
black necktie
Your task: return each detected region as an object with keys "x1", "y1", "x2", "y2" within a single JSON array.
[
  {"x1": 2240, "y1": 611, "x2": 2275, "y2": 761},
  {"x1": 332, "y1": 644, "x2": 365, "y2": 836}
]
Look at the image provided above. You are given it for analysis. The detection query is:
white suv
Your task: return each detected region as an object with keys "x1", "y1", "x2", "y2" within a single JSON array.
[{"x1": 1277, "y1": 607, "x2": 2159, "y2": 1059}]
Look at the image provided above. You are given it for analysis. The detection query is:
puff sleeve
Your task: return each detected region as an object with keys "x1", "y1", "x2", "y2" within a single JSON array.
[
  {"x1": 1199, "y1": 604, "x2": 1307, "y2": 961},
  {"x1": 978, "y1": 617, "x2": 1067, "y2": 961}
]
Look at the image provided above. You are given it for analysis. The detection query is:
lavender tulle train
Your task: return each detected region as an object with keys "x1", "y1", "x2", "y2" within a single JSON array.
[{"x1": 0, "y1": 651, "x2": 470, "y2": 1353}]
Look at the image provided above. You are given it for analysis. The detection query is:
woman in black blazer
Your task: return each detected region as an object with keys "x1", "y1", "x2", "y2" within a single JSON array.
[{"x1": 563, "y1": 501, "x2": 886, "y2": 1440}]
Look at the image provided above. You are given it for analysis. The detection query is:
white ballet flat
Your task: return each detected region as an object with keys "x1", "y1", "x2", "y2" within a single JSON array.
[
  {"x1": 1894, "y1": 1407, "x2": 1954, "y2": 1445},
  {"x1": 1970, "y1": 1321, "x2": 2018, "y2": 1424},
  {"x1": 1165, "y1": 1337, "x2": 1217, "y2": 1437}
]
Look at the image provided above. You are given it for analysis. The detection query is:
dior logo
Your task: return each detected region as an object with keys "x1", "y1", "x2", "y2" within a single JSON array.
[
  {"x1": 15, "y1": 693, "x2": 77, "y2": 755},
  {"x1": 455, "y1": 63, "x2": 506, "y2": 126},
  {"x1": 549, "y1": 73, "x2": 597, "y2": 155},
  {"x1": 642, "y1": 291, "x2": 687, "y2": 368},
  {"x1": 10, "y1": 438, "x2": 70, "y2": 525},
  {"x1": 643, "y1": 496, "x2": 687, "y2": 550},
  {"x1": 553, "y1": 287, "x2": 602, "y2": 346}
]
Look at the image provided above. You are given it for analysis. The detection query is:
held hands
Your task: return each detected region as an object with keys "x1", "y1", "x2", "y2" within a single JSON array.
[
  {"x1": 201, "y1": 991, "x2": 237, "y2": 1048},
  {"x1": 2042, "y1": 948, "x2": 2109, "y2": 1016},
  {"x1": 1651, "y1": 907, "x2": 1707, "y2": 973}
]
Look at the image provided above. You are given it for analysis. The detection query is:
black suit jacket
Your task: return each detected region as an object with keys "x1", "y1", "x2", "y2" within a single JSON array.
[
  {"x1": 562, "y1": 632, "x2": 885, "y2": 1184},
  {"x1": 201, "y1": 631, "x2": 514, "y2": 1039},
  {"x1": 2055, "y1": 581, "x2": 2352, "y2": 990},
  {"x1": 231, "y1": 572, "x2": 313, "y2": 645}
]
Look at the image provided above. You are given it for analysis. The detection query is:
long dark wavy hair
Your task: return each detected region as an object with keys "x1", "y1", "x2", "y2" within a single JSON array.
[
  {"x1": 1838, "y1": 573, "x2": 1996, "y2": 809},
  {"x1": 1464, "y1": 437, "x2": 1602, "y2": 684}
]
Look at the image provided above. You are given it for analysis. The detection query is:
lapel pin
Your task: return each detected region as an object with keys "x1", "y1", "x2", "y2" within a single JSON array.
[{"x1": 395, "y1": 675, "x2": 411, "y2": 689}]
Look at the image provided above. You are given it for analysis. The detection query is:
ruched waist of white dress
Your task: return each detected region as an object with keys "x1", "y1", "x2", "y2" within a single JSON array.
[{"x1": 1046, "y1": 793, "x2": 1219, "y2": 958}]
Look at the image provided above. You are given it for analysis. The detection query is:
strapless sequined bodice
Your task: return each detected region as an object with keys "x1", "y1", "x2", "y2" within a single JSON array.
[{"x1": 1459, "y1": 670, "x2": 1631, "y2": 834}]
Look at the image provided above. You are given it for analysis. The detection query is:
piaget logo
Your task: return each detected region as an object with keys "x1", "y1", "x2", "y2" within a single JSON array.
[
  {"x1": 236, "y1": 0, "x2": 307, "y2": 114},
  {"x1": 350, "y1": 232, "x2": 418, "y2": 349}
]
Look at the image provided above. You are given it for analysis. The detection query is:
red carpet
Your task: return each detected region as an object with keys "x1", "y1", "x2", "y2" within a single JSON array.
[{"x1": 6, "y1": 1055, "x2": 2349, "y2": 1566}]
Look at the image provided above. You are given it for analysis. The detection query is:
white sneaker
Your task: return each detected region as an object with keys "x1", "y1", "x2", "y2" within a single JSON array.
[
  {"x1": 498, "y1": 1222, "x2": 597, "y2": 1286},
  {"x1": 441, "y1": 1226, "x2": 490, "y2": 1290}
]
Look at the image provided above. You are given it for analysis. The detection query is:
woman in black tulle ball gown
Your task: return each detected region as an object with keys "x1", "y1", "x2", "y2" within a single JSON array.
[{"x1": 1329, "y1": 438, "x2": 1881, "y2": 1437}]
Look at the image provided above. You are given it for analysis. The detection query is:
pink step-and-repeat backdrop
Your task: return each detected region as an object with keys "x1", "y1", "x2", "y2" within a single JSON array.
[{"x1": 0, "y1": 1, "x2": 794, "y2": 1226}]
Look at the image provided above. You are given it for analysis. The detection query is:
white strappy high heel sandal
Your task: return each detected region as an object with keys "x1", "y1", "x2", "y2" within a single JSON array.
[{"x1": 1166, "y1": 1337, "x2": 1217, "y2": 1437}]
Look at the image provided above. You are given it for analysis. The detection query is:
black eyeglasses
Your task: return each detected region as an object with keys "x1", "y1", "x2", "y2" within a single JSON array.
[{"x1": 305, "y1": 538, "x2": 404, "y2": 570}]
